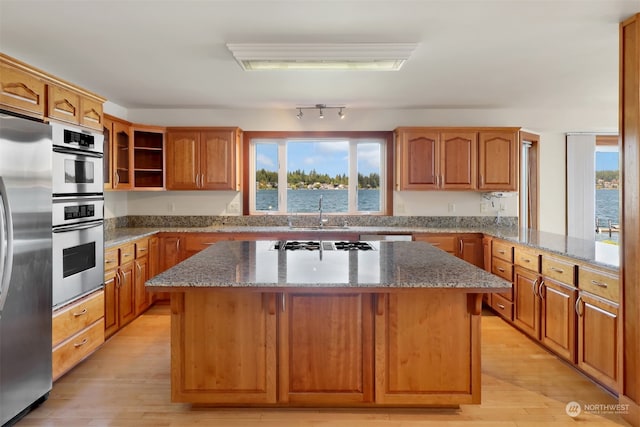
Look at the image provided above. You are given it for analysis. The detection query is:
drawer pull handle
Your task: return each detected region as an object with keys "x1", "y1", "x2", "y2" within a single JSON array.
[
  {"x1": 123, "y1": 253, "x2": 131, "y2": 258},
  {"x1": 550, "y1": 267, "x2": 564, "y2": 273},
  {"x1": 523, "y1": 259, "x2": 530, "y2": 263},
  {"x1": 105, "y1": 260, "x2": 116, "y2": 264},
  {"x1": 497, "y1": 303, "x2": 506, "y2": 309},
  {"x1": 431, "y1": 243, "x2": 441, "y2": 246},
  {"x1": 138, "y1": 248, "x2": 147, "y2": 252},
  {"x1": 498, "y1": 250, "x2": 505, "y2": 254},
  {"x1": 591, "y1": 280, "x2": 608, "y2": 288},
  {"x1": 74, "y1": 338, "x2": 88, "y2": 348},
  {"x1": 575, "y1": 295, "x2": 583, "y2": 316},
  {"x1": 73, "y1": 308, "x2": 87, "y2": 317},
  {"x1": 497, "y1": 267, "x2": 505, "y2": 273}
]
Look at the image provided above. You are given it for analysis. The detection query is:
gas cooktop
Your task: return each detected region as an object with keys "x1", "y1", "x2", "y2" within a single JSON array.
[{"x1": 273, "y1": 241, "x2": 375, "y2": 251}]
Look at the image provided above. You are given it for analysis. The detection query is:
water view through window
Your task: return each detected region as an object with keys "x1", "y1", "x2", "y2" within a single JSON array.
[
  {"x1": 595, "y1": 149, "x2": 620, "y2": 244},
  {"x1": 253, "y1": 138, "x2": 383, "y2": 214}
]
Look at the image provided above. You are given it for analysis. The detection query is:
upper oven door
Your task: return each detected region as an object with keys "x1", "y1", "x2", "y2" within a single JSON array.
[{"x1": 52, "y1": 148, "x2": 103, "y2": 196}]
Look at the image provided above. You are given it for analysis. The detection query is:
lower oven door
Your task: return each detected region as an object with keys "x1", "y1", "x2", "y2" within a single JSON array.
[
  {"x1": 52, "y1": 219, "x2": 104, "y2": 308},
  {"x1": 52, "y1": 148, "x2": 103, "y2": 196}
]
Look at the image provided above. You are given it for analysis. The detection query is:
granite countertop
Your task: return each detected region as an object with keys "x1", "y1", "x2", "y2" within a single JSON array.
[
  {"x1": 105, "y1": 225, "x2": 619, "y2": 270},
  {"x1": 146, "y1": 240, "x2": 512, "y2": 291}
]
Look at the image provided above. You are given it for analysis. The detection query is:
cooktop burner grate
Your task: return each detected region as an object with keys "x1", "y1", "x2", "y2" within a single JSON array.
[{"x1": 273, "y1": 241, "x2": 375, "y2": 251}]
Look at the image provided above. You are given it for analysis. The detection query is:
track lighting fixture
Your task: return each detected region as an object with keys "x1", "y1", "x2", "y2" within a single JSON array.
[{"x1": 295, "y1": 104, "x2": 346, "y2": 119}]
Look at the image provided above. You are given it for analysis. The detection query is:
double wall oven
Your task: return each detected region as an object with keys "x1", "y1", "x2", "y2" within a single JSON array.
[{"x1": 51, "y1": 122, "x2": 104, "y2": 308}]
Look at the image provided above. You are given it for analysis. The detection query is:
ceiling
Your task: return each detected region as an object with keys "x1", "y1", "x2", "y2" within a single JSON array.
[{"x1": 0, "y1": 0, "x2": 638, "y2": 114}]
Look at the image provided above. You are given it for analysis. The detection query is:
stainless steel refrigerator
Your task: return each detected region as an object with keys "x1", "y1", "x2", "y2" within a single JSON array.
[{"x1": 0, "y1": 112, "x2": 52, "y2": 426}]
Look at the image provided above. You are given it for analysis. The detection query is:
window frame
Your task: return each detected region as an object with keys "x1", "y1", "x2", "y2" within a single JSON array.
[{"x1": 242, "y1": 131, "x2": 394, "y2": 215}]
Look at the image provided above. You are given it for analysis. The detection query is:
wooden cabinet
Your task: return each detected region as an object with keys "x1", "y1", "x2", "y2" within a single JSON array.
[
  {"x1": 112, "y1": 118, "x2": 133, "y2": 190},
  {"x1": 576, "y1": 291, "x2": 619, "y2": 392},
  {"x1": 133, "y1": 126, "x2": 165, "y2": 189},
  {"x1": 374, "y1": 291, "x2": 480, "y2": 405},
  {"x1": 513, "y1": 265, "x2": 541, "y2": 338},
  {"x1": 52, "y1": 290, "x2": 105, "y2": 380},
  {"x1": 170, "y1": 290, "x2": 277, "y2": 404},
  {"x1": 395, "y1": 128, "x2": 477, "y2": 190},
  {"x1": 1, "y1": 54, "x2": 104, "y2": 130},
  {"x1": 395, "y1": 127, "x2": 519, "y2": 191},
  {"x1": 489, "y1": 239, "x2": 514, "y2": 320},
  {"x1": 166, "y1": 128, "x2": 242, "y2": 191},
  {"x1": 134, "y1": 238, "x2": 152, "y2": 315},
  {"x1": 540, "y1": 277, "x2": 577, "y2": 362},
  {"x1": 278, "y1": 293, "x2": 374, "y2": 404},
  {"x1": 104, "y1": 243, "x2": 137, "y2": 339},
  {"x1": 413, "y1": 233, "x2": 483, "y2": 268},
  {"x1": 103, "y1": 116, "x2": 114, "y2": 189},
  {"x1": 0, "y1": 61, "x2": 46, "y2": 117},
  {"x1": 158, "y1": 234, "x2": 187, "y2": 272},
  {"x1": 478, "y1": 130, "x2": 519, "y2": 191},
  {"x1": 47, "y1": 83, "x2": 103, "y2": 131}
]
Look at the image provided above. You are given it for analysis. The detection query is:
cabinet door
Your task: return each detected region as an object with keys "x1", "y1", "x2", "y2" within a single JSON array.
[
  {"x1": 166, "y1": 131, "x2": 200, "y2": 190},
  {"x1": 104, "y1": 269, "x2": 118, "y2": 339},
  {"x1": 113, "y1": 120, "x2": 133, "y2": 189},
  {"x1": 397, "y1": 130, "x2": 439, "y2": 189},
  {"x1": 159, "y1": 236, "x2": 185, "y2": 273},
  {"x1": 79, "y1": 97, "x2": 103, "y2": 131},
  {"x1": 134, "y1": 257, "x2": 150, "y2": 316},
  {"x1": 117, "y1": 262, "x2": 136, "y2": 328},
  {"x1": 577, "y1": 292, "x2": 619, "y2": 391},
  {"x1": 540, "y1": 277, "x2": 577, "y2": 362},
  {"x1": 47, "y1": 84, "x2": 80, "y2": 125},
  {"x1": 278, "y1": 293, "x2": 374, "y2": 404},
  {"x1": 482, "y1": 236, "x2": 492, "y2": 273},
  {"x1": 0, "y1": 62, "x2": 46, "y2": 117},
  {"x1": 440, "y1": 132, "x2": 477, "y2": 189},
  {"x1": 457, "y1": 234, "x2": 484, "y2": 268},
  {"x1": 171, "y1": 291, "x2": 277, "y2": 404},
  {"x1": 478, "y1": 131, "x2": 518, "y2": 191},
  {"x1": 200, "y1": 130, "x2": 238, "y2": 190},
  {"x1": 148, "y1": 236, "x2": 159, "y2": 278},
  {"x1": 375, "y1": 292, "x2": 479, "y2": 405},
  {"x1": 513, "y1": 266, "x2": 540, "y2": 339},
  {"x1": 103, "y1": 117, "x2": 114, "y2": 189}
]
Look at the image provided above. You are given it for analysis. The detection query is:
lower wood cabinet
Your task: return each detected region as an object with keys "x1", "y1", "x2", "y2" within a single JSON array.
[
  {"x1": 513, "y1": 266, "x2": 540, "y2": 339},
  {"x1": 539, "y1": 278, "x2": 577, "y2": 362},
  {"x1": 278, "y1": 293, "x2": 374, "y2": 405},
  {"x1": 171, "y1": 290, "x2": 277, "y2": 404},
  {"x1": 52, "y1": 290, "x2": 105, "y2": 380},
  {"x1": 169, "y1": 289, "x2": 481, "y2": 407},
  {"x1": 413, "y1": 233, "x2": 484, "y2": 268}
]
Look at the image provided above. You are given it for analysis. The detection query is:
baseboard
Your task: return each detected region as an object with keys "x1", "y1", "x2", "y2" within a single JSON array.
[{"x1": 620, "y1": 394, "x2": 640, "y2": 427}]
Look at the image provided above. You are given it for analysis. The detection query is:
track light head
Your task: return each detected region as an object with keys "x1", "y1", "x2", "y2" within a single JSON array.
[
  {"x1": 295, "y1": 104, "x2": 346, "y2": 120},
  {"x1": 296, "y1": 108, "x2": 303, "y2": 119},
  {"x1": 338, "y1": 108, "x2": 345, "y2": 119},
  {"x1": 319, "y1": 108, "x2": 324, "y2": 119}
]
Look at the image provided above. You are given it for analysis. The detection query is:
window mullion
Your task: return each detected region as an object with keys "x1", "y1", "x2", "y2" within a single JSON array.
[
  {"x1": 349, "y1": 141, "x2": 358, "y2": 213},
  {"x1": 278, "y1": 140, "x2": 287, "y2": 213}
]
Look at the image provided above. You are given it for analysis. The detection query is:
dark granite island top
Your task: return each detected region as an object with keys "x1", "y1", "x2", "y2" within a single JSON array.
[{"x1": 146, "y1": 240, "x2": 511, "y2": 292}]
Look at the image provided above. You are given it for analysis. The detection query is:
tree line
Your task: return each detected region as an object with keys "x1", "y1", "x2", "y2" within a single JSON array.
[
  {"x1": 596, "y1": 170, "x2": 619, "y2": 182},
  {"x1": 256, "y1": 168, "x2": 380, "y2": 189}
]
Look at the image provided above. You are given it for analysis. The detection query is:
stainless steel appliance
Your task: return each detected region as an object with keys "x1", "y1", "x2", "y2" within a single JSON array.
[
  {"x1": 0, "y1": 112, "x2": 52, "y2": 426},
  {"x1": 50, "y1": 123, "x2": 104, "y2": 309},
  {"x1": 51, "y1": 122, "x2": 103, "y2": 196},
  {"x1": 52, "y1": 196, "x2": 104, "y2": 308}
]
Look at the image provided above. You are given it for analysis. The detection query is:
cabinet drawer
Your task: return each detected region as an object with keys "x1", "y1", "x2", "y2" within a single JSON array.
[
  {"x1": 105, "y1": 248, "x2": 119, "y2": 271},
  {"x1": 52, "y1": 290, "x2": 105, "y2": 346},
  {"x1": 490, "y1": 293, "x2": 513, "y2": 321},
  {"x1": 514, "y1": 246, "x2": 540, "y2": 272},
  {"x1": 415, "y1": 235, "x2": 456, "y2": 253},
  {"x1": 492, "y1": 240, "x2": 513, "y2": 262},
  {"x1": 492, "y1": 257, "x2": 513, "y2": 282},
  {"x1": 136, "y1": 238, "x2": 149, "y2": 258},
  {"x1": 52, "y1": 319, "x2": 104, "y2": 381},
  {"x1": 184, "y1": 233, "x2": 225, "y2": 253},
  {"x1": 579, "y1": 266, "x2": 619, "y2": 302},
  {"x1": 120, "y1": 243, "x2": 135, "y2": 264},
  {"x1": 542, "y1": 255, "x2": 576, "y2": 285}
]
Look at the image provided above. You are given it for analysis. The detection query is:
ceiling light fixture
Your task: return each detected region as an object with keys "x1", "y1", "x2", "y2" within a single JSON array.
[
  {"x1": 226, "y1": 43, "x2": 418, "y2": 71},
  {"x1": 295, "y1": 104, "x2": 345, "y2": 120}
]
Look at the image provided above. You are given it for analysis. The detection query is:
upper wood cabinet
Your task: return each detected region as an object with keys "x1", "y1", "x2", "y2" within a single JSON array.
[
  {"x1": 132, "y1": 126, "x2": 165, "y2": 189},
  {"x1": 395, "y1": 127, "x2": 519, "y2": 192},
  {"x1": 395, "y1": 128, "x2": 477, "y2": 190},
  {"x1": 478, "y1": 130, "x2": 519, "y2": 191},
  {"x1": 0, "y1": 61, "x2": 46, "y2": 117},
  {"x1": 166, "y1": 128, "x2": 242, "y2": 191},
  {"x1": 103, "y1": 115, "x2": 134, "y2": 190},
  {"x1": 1, "y1": 53, "x2": 105, "y2": 130}
]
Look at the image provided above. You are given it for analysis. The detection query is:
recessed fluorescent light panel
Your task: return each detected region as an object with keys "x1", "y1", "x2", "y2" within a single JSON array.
[{"x1": 226, "y1": 43, "x2": 418, "y2": 71}]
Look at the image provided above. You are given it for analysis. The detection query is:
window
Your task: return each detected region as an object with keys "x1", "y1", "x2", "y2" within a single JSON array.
[{"x1": 245, "y1": 132, "x2": 390, "y2": 215}]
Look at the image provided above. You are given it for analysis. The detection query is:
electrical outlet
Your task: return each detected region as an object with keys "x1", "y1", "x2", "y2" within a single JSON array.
[
  {"x1": 169, "y1": 203, "x2": 175, "y2": 212},
  {"x1": 500, "y1": 201, "x2": 507, "y2": 211},
  {"x1": 448, "y1": 203, "x2": 456, "y2": 213},
  {"x1": 396, "y1": 203, "x2": 405, "y2": 214},
  {"x1": 480, "y1": 202, "x2": 489, "y2": 213}
]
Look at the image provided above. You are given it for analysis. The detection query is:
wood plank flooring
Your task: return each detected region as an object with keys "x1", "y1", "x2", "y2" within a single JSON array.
[{"x1": 18, "y1": 305, "x2": 630, "y2": 426}]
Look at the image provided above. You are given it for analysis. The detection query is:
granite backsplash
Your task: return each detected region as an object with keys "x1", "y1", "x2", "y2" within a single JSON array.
[{"x1": 105, "y1": 215, "x2": 519, "y2": 232}]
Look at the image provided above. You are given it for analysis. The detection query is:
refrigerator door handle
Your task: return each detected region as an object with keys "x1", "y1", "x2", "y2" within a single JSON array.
[{"x1": 0, "y1": 176, "x2": 14, "y2": 316}]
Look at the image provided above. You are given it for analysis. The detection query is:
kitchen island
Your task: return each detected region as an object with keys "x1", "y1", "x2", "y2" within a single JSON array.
[{"x1": 147, "y1": 239, "x2": 511, "y2": 408}]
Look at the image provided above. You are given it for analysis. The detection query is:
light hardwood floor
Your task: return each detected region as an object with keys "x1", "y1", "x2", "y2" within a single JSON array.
[{"x1": 18, "y1": 305, "x2": 629, "y2": 426}]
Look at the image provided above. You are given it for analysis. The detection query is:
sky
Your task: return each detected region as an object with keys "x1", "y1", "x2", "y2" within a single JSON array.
[
  {"x1": 256, "y1": 139, "x2": 381, "y2": 177},
  {"x1": 595, "y1": 151, "x2": 619, "y2": 171}
]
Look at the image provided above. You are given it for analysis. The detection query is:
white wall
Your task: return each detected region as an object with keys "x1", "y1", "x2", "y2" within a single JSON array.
[{"x1": 103, "y1": 105, "x2": 618, "y2": 232}]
